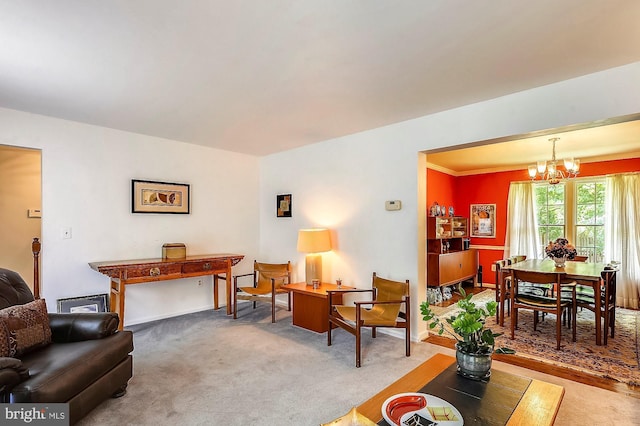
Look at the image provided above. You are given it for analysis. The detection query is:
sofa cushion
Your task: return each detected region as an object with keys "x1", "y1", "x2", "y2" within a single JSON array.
[
  {"x1": 11, "y1": 330, "x2": 133, "y2": 404},
  {"x1": 0, "y1": 299, "x2": 51, "y2": 357}
]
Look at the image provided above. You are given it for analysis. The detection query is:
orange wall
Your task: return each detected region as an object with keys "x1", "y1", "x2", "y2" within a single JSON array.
[
  {"x1": 427, "y1": 157, "x2": 640, "y2": 285},
  {"x1": 426, "y1": 168, "x2": 456, "y2": 213}
]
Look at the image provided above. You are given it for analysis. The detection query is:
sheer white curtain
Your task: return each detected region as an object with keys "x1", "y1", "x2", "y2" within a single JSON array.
[
  {"x1": 504, "y1": 182, "x2": 540, "y2": 260},
  {"x1": 605, "y1": 173, "x2": 640, "y2": 309}
]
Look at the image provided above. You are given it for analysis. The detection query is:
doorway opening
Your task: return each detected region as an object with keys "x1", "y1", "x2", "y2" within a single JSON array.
[{"x1": 0, "y1": 144, "x2": 42, "y2": 290}]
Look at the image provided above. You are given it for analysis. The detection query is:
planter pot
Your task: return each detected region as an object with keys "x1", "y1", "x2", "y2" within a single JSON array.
[
  {"x1": 553, "y1": 256, "x2": 567, "y2": 268},
  {"x1": 455, "y1": 343, "x2": 492, "y2": 380}
]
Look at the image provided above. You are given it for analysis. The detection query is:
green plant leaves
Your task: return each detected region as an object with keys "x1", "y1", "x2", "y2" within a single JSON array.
[{"x1": 419, "y1": 291, "x2": 515, "y2": 355}]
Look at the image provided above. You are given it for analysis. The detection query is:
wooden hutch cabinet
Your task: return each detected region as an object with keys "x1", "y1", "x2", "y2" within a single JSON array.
[{"x1": 426, "y1": 216, "x2": 479, "y2": 288}]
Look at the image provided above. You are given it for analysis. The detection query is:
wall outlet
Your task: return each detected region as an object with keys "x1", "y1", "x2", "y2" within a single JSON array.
[
  {"x1": 61, "y1": 227, "x2": 72, "y2": 239},
  {"x1": 197, "y1": 280, "x2": 203, "y2": 286},
  {"x1": 491, "y1": 264, "x2": 496, "y2": 272}
]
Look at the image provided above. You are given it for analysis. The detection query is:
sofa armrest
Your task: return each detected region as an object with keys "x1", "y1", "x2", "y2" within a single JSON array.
[
  {"x1": 48, "y1": 312, "x2": 120, "y2": 343},
  {"x1": 0, "y1": 357, "x2": 29, "y2": 382}
]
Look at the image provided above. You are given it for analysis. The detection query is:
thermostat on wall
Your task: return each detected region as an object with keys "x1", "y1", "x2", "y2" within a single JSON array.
[{"x1": 385, "y1": 200, "x2": 402, "y2": 211}]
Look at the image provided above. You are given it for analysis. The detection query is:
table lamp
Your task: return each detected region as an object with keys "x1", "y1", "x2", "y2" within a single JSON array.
[{"x1": 297, "y1": 228, "x2": 332, "y2": 285}]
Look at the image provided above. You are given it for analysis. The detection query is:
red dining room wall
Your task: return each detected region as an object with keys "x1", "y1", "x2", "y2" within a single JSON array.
[
  {"x1": 427, "y1": 157, "x2": 640, "y2": 286},
  {"x1": 426, "y1": 168, "x2": 456, "y2": 212}
]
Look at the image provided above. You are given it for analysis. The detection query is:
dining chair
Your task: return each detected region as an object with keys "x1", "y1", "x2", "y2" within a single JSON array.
[
  {"x1": 327, "y1": 272, "x2": 410, "y2": 367},
  {"x1": 494, "y1": 259, "x2": 511, "y2": 326},
  {"x1": 510, "y1": 269, "x2": 576, "y2": 350},
  {"x1": 232, "y1": 260, "x2": 291, "y2": 323},
  {"x1": 494, "y1": 255, "x2": 527, "y2": 326},
  {"x1": 495, "y1": 254, "x2": 547, "y2": 326},
  {"x1": 574, "y1": 269, "x2": 617, "y2": 345},
  {"x1": 558, "y1": 256, "x2": 590, "y2": 326}
]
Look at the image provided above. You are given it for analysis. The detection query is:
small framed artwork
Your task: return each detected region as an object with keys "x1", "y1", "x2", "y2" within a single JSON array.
[
  {"x1": 470, "y1": 204, "x2": 496, "y2": 238},
  {"x1": 57, "y1": 294, "x2": 108, "y2": 313},
  {"x1": 132, "y1": 179, "x2": 190, "y2": 214},
  {"x1": 276, "y1": 194, "x2": 292, "y2": 217}
]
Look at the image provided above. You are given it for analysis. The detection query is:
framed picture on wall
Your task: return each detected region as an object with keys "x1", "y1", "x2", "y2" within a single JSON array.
[
  {"x1": 57, "y1": 294, "x2": 108, "y2": 313},
  {"x1": 132, "y1": 179, "x2": 190, "y2": 214},
  {"x1": 276, "y1": 194, "x2": 292, "y2": 217},
  {"x1": 470, "y1": 204, "x2": 496, "y2": 238}
]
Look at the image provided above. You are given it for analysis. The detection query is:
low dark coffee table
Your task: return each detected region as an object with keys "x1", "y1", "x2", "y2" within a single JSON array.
[{"x1": 357, "y1": 353, "x2": 564, "y2": 425}]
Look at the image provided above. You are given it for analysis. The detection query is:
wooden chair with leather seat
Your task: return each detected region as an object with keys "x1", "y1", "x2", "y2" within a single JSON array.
[
  {"x1": 510, "y1": 269, "x2": 576, "y2": 350},
  {"x1": 327, "y1": 272, "x2": 410, "y2": 367},
  {"x1": 557, "y1": 255, "x2": 589, "y2": 326},
  {"x1": 494, "y1": 259, "x2": 511, "y2": 326},
  {"x1": 233, "y1": 261, "x2": 291, "y2": 323},
  {"x1": 575, "y1": 269, "x2": 617, "y2": 345},
  {"x1": 494, "y1": 255, "x2": 527, "y2": 326}
]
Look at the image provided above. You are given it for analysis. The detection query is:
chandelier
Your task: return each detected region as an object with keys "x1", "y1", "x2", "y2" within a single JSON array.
[{"x1": 528, "y1": 137, "x2": 580, "y2": 184}]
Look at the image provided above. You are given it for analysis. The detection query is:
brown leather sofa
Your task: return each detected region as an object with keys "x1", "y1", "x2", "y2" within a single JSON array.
[{"x1": 0, "y1": 268, "x2": 133, "y2": 424}]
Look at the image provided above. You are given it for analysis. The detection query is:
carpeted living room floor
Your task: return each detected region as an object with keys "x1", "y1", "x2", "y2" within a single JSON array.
[{"x1": 77, "y1": 304, "x2": 639, "y2": 425}]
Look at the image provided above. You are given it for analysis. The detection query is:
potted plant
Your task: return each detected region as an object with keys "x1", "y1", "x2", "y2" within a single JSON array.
[{"x1": 420, "y1": 288, "x2": 514, "y2": 380}]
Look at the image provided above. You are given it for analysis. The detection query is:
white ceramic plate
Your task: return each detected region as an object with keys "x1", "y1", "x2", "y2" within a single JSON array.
[{"x1": 381, "y1": 392, "x2": 463, "y2": 426}]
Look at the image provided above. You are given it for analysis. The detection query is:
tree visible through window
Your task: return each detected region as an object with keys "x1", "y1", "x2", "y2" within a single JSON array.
[
  {"x1": 575, "y1": 181, "x2": 605, "y2": 262},
  {"x1": 535, "y1": 184, "x2": 565, "y2": 255},
  {"x1": 534, "y1": 179, "x2": 605, "y2": 262}
]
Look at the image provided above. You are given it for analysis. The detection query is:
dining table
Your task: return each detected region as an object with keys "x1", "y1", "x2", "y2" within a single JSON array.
[{"x1": 502, "y1": 259, "x2": 611, "y2": 345}]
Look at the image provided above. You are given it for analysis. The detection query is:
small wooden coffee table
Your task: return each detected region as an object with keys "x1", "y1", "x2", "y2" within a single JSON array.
[
  {"x1": 357, "y1": 353, "x2": 564, "y2": 425},
  {"x1": 282, "y1": 282, "x2": 353, "y2": 333}
]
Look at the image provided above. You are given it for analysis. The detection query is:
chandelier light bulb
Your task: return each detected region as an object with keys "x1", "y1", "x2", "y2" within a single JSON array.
[
  {"x1": 547, "y1": 162, "x2": 556, "y2": 176},
  {"x1": 564, "y1": 158, "x2": 574, "y2": 171}
]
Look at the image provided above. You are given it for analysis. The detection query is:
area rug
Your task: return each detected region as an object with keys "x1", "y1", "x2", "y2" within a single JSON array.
[{"x1": 425, "y1": 290, "x2": 640, "y2": 386}]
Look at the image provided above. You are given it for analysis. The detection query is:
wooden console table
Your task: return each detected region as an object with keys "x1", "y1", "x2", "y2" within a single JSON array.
[{"x1": 89, "y1": 253, "x2": 244, "y2": 330}]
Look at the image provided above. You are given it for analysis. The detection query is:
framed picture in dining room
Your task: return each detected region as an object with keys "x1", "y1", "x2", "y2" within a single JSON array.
[{"x1": 470, "y1": 204, "x2": 496, "y2": 238}]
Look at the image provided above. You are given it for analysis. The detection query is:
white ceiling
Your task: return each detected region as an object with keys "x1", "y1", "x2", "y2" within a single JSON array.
[{"x1": 1, "y1": 1, "x2": 640, "y2": 156}]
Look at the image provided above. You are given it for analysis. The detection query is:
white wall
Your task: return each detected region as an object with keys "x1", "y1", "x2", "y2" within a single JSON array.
[
  {"x1": 0, "y1": 108, "x2": 260, "y2": 326},
  {"x1": 2, "y1": 61, "x2": 639, "y2": 335},
  {"x1": 260, "y1": 61, "x2": 640, "y2": 341}
]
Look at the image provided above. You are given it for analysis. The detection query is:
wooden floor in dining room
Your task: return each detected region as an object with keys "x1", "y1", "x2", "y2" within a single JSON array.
[{"x1": 425, "y1": 285, "x2": 640, "y2": 400}]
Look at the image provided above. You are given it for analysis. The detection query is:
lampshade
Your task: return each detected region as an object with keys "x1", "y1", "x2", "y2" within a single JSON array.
[
  {"x1": 297, "y1": 228, "x2": 332, "y2": 285},
  {"x1": 297, "y1": 229, "x2": 331, "y2": 253}
]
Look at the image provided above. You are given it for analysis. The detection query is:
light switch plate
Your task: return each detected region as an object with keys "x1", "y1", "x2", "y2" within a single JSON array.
[{"x1": 385, "y1": 200, "x2": 402, "y2": 211}]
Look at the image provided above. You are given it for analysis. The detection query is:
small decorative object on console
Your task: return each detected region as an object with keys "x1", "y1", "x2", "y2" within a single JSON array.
[{"x1": 162, "y1": 243, "x2": 186, "y2": 259}]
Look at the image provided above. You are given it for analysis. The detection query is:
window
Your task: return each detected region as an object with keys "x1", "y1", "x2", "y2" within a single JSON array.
[
  {"x1": 534, "y1": 178, "x2": 605, "y2": 262},
  {"x1": 575, "y1": 181, "x2": 605, "y2": 262},
  {"x1": 535, "y1": 183, "x2": 565, "y2": 248}
]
